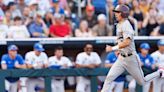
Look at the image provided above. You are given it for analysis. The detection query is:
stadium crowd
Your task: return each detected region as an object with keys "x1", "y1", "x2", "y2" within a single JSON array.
[
  {"x1": 0, "y1": 0, "x2": 163, "y2": 39},
  {"x1": 0, "y1": 0, "x2": 164, "y2": 92}
]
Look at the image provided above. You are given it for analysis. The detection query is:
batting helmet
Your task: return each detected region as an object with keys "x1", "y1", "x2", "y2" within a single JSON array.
[
  {"x1": 140, "y1": 43, "x2": 150, "y2": 49},
  {"x1": 113, "y1": 4, "x2": 130, "y2": 18}
]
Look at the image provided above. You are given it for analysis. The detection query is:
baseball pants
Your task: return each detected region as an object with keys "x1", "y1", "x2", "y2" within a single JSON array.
[
  {"x1": 101, "y1": 54, "x2": 160, "y2": 92},
  {"x1": 51, "y1": 79, "x2": 65, "y2": 92},
  {"x1": 76, "y1": 77, "x2": 91, "y2": 92},
  {"x1": 153, "y1": 78, "x2": 164, "y2": 92},
  {"x1": 5, "y1": 80, "x2": 18, "y2": 92},
  {"x1": 108, "y1": 81, "x2": 124, "y2": 92},
  {"x1": 26, "y1": 78, "x2": 44, "y2": 92}
]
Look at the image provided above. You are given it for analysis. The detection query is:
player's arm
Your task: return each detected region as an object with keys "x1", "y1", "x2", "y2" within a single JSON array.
[
  {"x1": 104, "y1": 63, "x2": 113, "y2": 68},
  {"x1": 106, "y1": 38, "x2": 131, "y2": 52},
  {"x1": 1, "y1": 63, "x2": 7, "y2": 69}
]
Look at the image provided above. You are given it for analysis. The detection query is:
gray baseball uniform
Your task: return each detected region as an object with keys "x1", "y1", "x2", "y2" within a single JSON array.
[{"x1": 101, "y1": 20, "x2": 160, "y2": 92}]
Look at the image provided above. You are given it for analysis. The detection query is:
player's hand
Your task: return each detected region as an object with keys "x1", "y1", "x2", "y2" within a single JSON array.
[{"x1": 106, "y1": 45, "x2": 112, "y2": 52}]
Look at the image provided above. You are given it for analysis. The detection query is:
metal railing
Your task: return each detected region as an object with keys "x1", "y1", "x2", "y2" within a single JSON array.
[{"x1": 0, "y1": 68, "x2": 147, "y2": 92}]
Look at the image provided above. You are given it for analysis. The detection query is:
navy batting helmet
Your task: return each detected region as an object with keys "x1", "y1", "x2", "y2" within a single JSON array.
[
  {"x1": 113, "y1": 4, "x2": 130, "y2": 18},
  {"x1": 140, "y1": 43, "x2": 150, "y2": 49}
]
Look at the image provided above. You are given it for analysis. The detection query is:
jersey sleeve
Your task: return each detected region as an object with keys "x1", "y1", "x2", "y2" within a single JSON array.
[
  {"x1": 43, "y1": 53, "x2": 48, "y2": 64},
  {"x1": 25, "y1": 52, "x2": 32, "y2": 64},
  {"x1": 1, "y1": 55, "x2": 7, "y2": 64},
  {"x1": 122, "y1": 21, "x2": 134, "y2": 40},
  {"x1": 65, "y1": 57, "x2": 73, "y2": 67},
  {"x1": 93, "y1": 52, "x2": 102, "y2": 64},
  {"x1": 75, "y1": 54, "x2": 83, "y2": 65},
  {"x1": 105, "y1": 53, "x2": 112, "y2": 64}
]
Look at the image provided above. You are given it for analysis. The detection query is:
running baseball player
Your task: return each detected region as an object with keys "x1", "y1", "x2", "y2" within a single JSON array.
[{"x1": 101, "y1": 4, "x2": 164, "y2": 92}]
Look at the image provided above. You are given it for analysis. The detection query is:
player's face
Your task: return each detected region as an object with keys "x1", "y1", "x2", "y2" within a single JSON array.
[
  {"x1": 34, "y1": 50, "x2": 41, "y2": 56},
  {"x1": 84, "y1": 44, "x2": 93, "y2": 55},
  {"x1": 8, "y1": 50, "x2": 17, "y2": 58},
  {"x1": 141, "y1": 49, "x2": 149, "y2": 55},
  {"x1": 158, "y1": 46, "x2": 164, "y2": 52},
  {"x1": 114, "y1": 12, "x2": 122, "y2": 21},
  {"x1": 55, "y1": 50, "x2": 63, "y2": 58}
]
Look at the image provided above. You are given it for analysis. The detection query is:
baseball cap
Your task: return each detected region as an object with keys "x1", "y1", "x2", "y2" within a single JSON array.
[
  {"x1": 157, "y1": 39, "x2": 164, "y2": 46},
  {"x1": 140, "y1": 43, "x2": 150, "y2": 49},
  {"x1": 34, "y1": 43, "x2": 45, "y2": 52},
  {"x1": 8, "y1": 45, "x2": 18, "y2": 51},
  {"x1": 52, "y1": 0, "x2": 59, "y2": 3},
  {"x1": 97, "y1": 14, "x2": 106, "y2": 21},
  {"x1": 86, "y1": 5, "x2": 94, "y2": 11}
]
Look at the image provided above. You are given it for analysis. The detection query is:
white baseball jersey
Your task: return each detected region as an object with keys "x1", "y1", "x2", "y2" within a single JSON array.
[
  {"x1": 48, "y1": 56, "x2": 73, "y2": 68},
  {"x1": 76, "y1": 52, "x2": 102, "y2": 65},
  {"x1": 151, "y1": 50, "x2": 164, "y2": 67},
  {"x1": 116, "y1": 20, "x2": 136, "y2": 54},
  {"x1": 8, "y1": 25, "x2": 30, "y2": 38},
  {"x1": 25, "y1": 51, "x2": 48, "y2": 69}
]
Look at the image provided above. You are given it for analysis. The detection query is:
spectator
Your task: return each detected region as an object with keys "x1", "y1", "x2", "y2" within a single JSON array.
[
  {"x1": 151, "y1": 40, "x2": 164, "y2": 92},
  {"x1": 1, "y1": 45, "x2": 26, "y2": 92},
  {"x1": 0, "y1": 0, "x2": 7, "y2": 12},
  {"x1": 48, "y1": 46, "x2": 73, "y2": 92},
  {"x1": 131, "y1": 0, "x2": 144, "y2": 35},
  {"x1": 92, "y1": 14, "x2": 113, "y2": 36},
  {"x1": 0, "y1": 7, "x2": 5, "y2": 17},
  {"x1": 7, "y1": 2, "x2": 22, "y2": 19},
  {"x1": 58, "y1": 0, "x2": 71, "y2": 15},
  {"x1": 49, "y1": 13, "x2": 71, "y2": 37},
  {"x1": 8, "y1": 16, "x2": 30, "y2": 38},
  {"x1": 25, "y1": 43, "x2": 48, "y2": 92},
  {"x1": 75, "y1": 20, "x2": 93, "y2": 37},
  {"x1": 75, "y1": 43, "x2": 101, "y2": 92},
  {"x1": 28, "y1": 0, "x2": 39, "y2": 17},
  {"x1": 138, "y1": 43, "x2": 155, "y2": 92},
  {"x1": 151, "y1": 14, "x2": 164, "y2": 36},
  {"x1": 50, "y1": 0, "x2": 65, "y2": 14},
  {"x1": 43, "y1": 11, "x2": 53, "y2": 27},
  {"x1": 4, "y1": 10, "x2": 13, "y2": 26},
  {"x1": 17, "y1": 0, "x2": 27, "y2": 14},
  {"x1": 81, "y1": 5, "x2": 97, "y2": 28},
  {"x1": 22, "y1": 6, "x2": 33, "y2": 26},
  {"x1": 142, "y1": 7, "x2": 159, "y2": 36},
  {"x1": 139, "y1": 0, "x2": 150, "y2": 16},
  {"x1": 104, "y1": 51, "x2": 126, "y2": 92},
  {"x1": 0, "y1": 16, "x2": 9, "y2": 39},
  {"x1": 28, "y1": 11, "x2": 49, "y2": 38}
]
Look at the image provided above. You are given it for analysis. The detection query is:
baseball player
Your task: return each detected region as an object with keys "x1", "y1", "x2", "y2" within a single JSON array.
[
  {"x1": 25, "y1": 43, "x2": 48, "y2": 92},
  {"x1": 1, "y1": 45, "x2": 26, "y2": 92},
  {"x1": 75, "y1": 43, "x2": 102, "y2": 92},
  {"x1": 104, "y1": 50, "x2": 126, "y2": 92},
  {"x1": 151, "y1": 39, "x2": 164, "y2": 92},
  {"x1": 101, "y1": 4, "x2": 164, "y2": 92},
  {"x1": 48, "y1": 46, "x2": 73, "y2": 92}
]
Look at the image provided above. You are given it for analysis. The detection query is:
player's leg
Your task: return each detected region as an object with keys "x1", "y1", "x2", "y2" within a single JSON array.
[
  {"x1": 10, "y1": 82, "x2": 18, "y2": 92},
  {"x1": 108, "y1": 82, "x2": 115, "y2": 92},
  {"x1": 153, "y1": 78, "x2": 162, "y2": 92},
  {"x1": 114, "y1": 81, "x2": 124, "y2": 92},
  {"x1": 53, "y1": 80, "x2": 65, "y2": 92},
  {"x1": 101, "y1": 58, "x2": 125, "y2": 92},
  {"x1": 76, "y1": 77, "x2": 88, "y2": 92},
  {"x1": 128, "y1": 79, "x2": 136, "y2": 92},
  {"x1": 125, "y1": 54, "x2": 160, "y2": 85},
  {"x1": 26, "y1": 78, "x2": 37, "y2": 92},
  {"x1": 142, "y1": 82, "x2": 150, "y2": 92}
]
